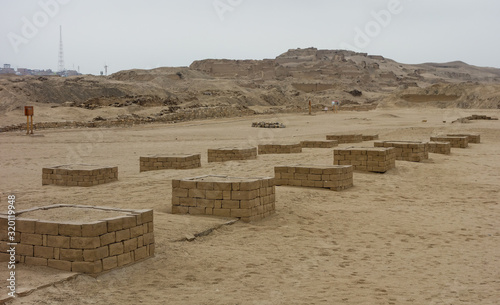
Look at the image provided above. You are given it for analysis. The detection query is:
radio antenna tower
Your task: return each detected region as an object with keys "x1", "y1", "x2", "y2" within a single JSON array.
[{"x1": 57, "y1": 25, "x2": 65, "y2": 72}]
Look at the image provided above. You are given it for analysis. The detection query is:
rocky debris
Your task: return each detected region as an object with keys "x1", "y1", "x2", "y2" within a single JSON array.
[
  {"x1": 251, "y1": 122, "x2": 286, "y2": 128},
  {"x1": 348, "y1": 89, "x2": 362, "y2": 97},
  {"x1": 452, "y1": 114, "x2": 499, "y2": 123}
]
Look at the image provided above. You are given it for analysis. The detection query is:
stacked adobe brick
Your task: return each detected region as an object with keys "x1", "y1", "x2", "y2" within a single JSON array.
[
  {"x1": 274, "y1": 165, "x2": 353, "y2": 191},
  {"x1": 140, "y1": 154, "x2": 201, "y2": 172},
  {"x1": 42, "y1": 165, "x2": 118, "y2": 187},
  {"x1": 300, "y1": 140, "x2": 338, "y2": 148},
  {"x1": 362, "y1": 134, "x2": 379, "y2": 141},
  {"x1": 171, "y1": 175, "x2": 275, "y2": 222},
  {"x1": 258, "y1": 144, "x2": 302, "y2": 154},
  {"x1": 447, "y1": 133, "x2": 480, "y2": 144},
  {"x1": 326, "y1": 134, "x2": 363, "y2": 143},
  {"x1": 333, "y1": 147, "x2": 396, "y2": 173},
  {"x1": 426, "y1": 142, "x2": 451, "y2": 155},
  {"x1": 0, "y1": 205, "x2": 154, "y2": 274},
  {"x1": 374, "y1": 141, "x2": 428, "y2": 162},
  {"x1": 207, "y1": 147, "x2": 257, "y2": 162},
  {"x1": 430, "y1": 136, "x2": 468, "y2": 148}
]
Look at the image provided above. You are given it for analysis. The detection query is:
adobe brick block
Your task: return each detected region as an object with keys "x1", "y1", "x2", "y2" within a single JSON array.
[
  {"x1": 60, "y1": 249, "x2": 83, "y2": 261},
  {"x1": 21, "y1": 233, "x2": 43, "y2": 246},
  {"x1": 16, "y1": 219, "x2": 36, "y2": 233},
  {"x1": 48, "y1": 259, "x2": 72, "y2": 271},
  {"x1": 34, "y1": 246, "x2": 54, "y2": 259},
  {"x1": 83, "y1": 246, "x2": 108, "y2": 262},
  {"x1": 100, "y1": 232, "x2": 116, "y2": 246},
  {"x1": 115, "y1": 229, "x2": 131, "y2": 242},
  {"x1": 81, "y1": 221, "x2": 107, "y2": 237},
  {"x1": 117, "y1": 252, "x2": 134, "y2": 267},
  {"x1": 59, "y1": 223, "x2": 82, "y2": 237},
  {"x1": 102, "y1": 256, "x2": 118, "y2": 271},
  {"x1": 109, "y1": 242, "x2": 124, "y2": 256},
  {"x1": 72, "y1": 261, "x2": 102, "y2": 273},
  {"x1": 70, "y1": 236, "x2": 101, "y2": 249},
  {"x1": 134, "y1": 246, "x2": 148, "y2": 261},
  {"x1": 25, "y1": 256, "x2": 48, "y2": 266},
  {"x1": 123, "y1": 238, "x2": 138, "y2": 253}
]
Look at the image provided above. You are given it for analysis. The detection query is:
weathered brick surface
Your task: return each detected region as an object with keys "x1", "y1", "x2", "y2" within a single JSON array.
[
  {"x1": 140, "y1": 154, "x2": 201, "y2": 172},
  {"x1": 42, "y1": 165, "x2": 118, "y2": 187},
  {"x1": 300, "y1": 140, "x2": 338, "y2": 148},
  {"x1": 258, "y1": 144, "x2": 302, "y2": 154},
  {"x1": 275, "y1": 165, "x2": 353, "y2": 191},
  {"x1": 426, "y1": 141, "x2": 451, "y2": 155},
  {"x1": 326, "y1": 134, "x2": 363, "y2": 143},
  {"x1": 0, "y1": 205, "x2": 154, "y2": 274},
  {"x1": 374, "y1": 141, "x2": 428, "y2": 162},
  {"x1": 362, "y1": 134, "x2": 379, "y2": 141},
  {"x1": 430, "y1": 136, "x2": 468, "y2": 148},
  {"x1": 172, "y1": 175, "x2": 275, "y2": 222},
  {"x1": 333, "y1": 147, "x2": 396, "y2": 173},
  {"x1": 447, "y1": 133, "x2": 480, "y2": 144},
  {"x1": 208, "y1": 147, "x2": 257, "y2": 162}
]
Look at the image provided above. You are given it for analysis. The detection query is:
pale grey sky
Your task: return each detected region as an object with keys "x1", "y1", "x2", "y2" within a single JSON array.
[{"x1": 1, "y1": 0, "x2": 499, "y2": 75}]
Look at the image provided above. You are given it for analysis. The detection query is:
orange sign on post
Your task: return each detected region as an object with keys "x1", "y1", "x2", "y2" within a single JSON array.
[{"x1": 24, "y1": 106, "x2": 34, "y2": 134}]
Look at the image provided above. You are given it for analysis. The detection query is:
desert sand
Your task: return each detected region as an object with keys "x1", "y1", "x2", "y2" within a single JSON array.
[{"x1": 1, "y1": 107, "x2": 499, "y2": 305}]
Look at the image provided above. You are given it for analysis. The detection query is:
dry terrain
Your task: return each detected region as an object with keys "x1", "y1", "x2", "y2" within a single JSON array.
[{"x1": 1, "y1": 107, "x2": 499, "y2": 305}]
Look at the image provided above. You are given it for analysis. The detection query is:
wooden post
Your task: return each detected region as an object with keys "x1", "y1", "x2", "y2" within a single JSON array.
[
  {"x1": 24, "y1": 106, "x2": 34, "y2": 135},
  {"x1": 308, "y1": 100, "x2": 312, "y2": 115}
]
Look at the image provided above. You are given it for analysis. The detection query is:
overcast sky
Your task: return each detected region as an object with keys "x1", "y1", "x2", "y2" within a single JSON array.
[{"x1": 1, "y1": 0, "x2": 499, "y2": 75}]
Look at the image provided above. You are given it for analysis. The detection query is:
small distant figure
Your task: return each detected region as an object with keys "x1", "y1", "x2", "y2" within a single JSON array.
[
  {"x1": 323, "y1": 106, "x2": 328, "y2": 113},
  {"x1": 332, "y1": 100, "x2": 339, "y2": 113}
]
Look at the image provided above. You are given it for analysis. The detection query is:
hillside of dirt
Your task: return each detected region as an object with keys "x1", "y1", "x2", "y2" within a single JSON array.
[{"x1": 1, "y1": 47, "x2": 500, "y2": 128}]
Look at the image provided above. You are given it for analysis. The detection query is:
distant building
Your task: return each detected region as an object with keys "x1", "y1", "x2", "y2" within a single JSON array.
[
  {"x1": 0, "y1": 64, "x2": 15, "y2": 74},
  {"x1": 0, "y1": 64, "x2": 81, "y2": 76}
]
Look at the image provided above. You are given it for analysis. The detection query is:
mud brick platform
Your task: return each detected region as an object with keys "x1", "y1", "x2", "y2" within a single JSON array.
[
  {"x1": 430, "y1": 136, "x2": 468, "y2": 148},
  {"x1": 274, "y1": 164, "x2": 353, "y2": 191},
  {"x1": 426, "y1": 141, "x2": 451, "y2": 155},
  {"x1": 374, "y1": 141, "x2": 428, "y2": 162},
  {"x1": 258, "y1": 143, "x2": 302, "y2": 154},
  {"x1": 207, "y1": 147, "x2": 257, "y2": 162},
  {"x1": 362, "y1": 134, "x2": 379, "y2": 141},
  {"x1": 300, "y1": 140, "x2": 338, "y2": 148},
  {"x1": 140, "y1": 154, "x2": 201, "y2": 172},
  {"x1": 42, "y1": 164, "x2": 118, "y2": 187},
  {"x1": 0, "y1": 205, "x2": 154, "y2": 274},
  {"x1": 447, "y1": 133, "x2": 480, "y2": 144},
  {"x1": 171, "y1": 175, "x2": 275, "y2": 222},
  {"x1": 326, "y1": 134, "x2": 363, "y2": 143},
  {"x1": 333, "y1": 147, "x2": 396, "y2": 173}
]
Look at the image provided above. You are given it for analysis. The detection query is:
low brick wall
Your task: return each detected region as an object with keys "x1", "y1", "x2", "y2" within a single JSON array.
[
  {"x1": 326, "y1": 134, "x2": 363, "y2": 143},
  {"x1": 207, "y1": 147, "x2": 257, "y2": 162},
  {"x1": 362, "y1": 134, "x2": 379, "y2": 141},
  {"x1": 274, "y1": 165, "x2": 353, "y2": 191},
  {"x1": 300, "y1": 140, "x2": 338, "y2": 148},
  {"x1": 333, "y1": 147, "x2": 395, "y2": 173},
  {"x1": 140, "y1": 154, "x2": 201, "y2": 172},
  {"x1": 374, "y1": 141, "x2": 428, "y2": 162},
  {"x1": 42, "y1": 165, "x2": 118, "y2": 187},
  {"x1": 430, "y1": 136, "x2": 468, "y2": 148},
  {"x1": 171, "y1": 175, "x2": 275, "y2": 222},
  {"x1": 447, "y1": 133, "x2": 480, "y2": 144},
  {"x1": 0, "y1": 205, "x2": 154, "y2": 274},
  {"x1": 258, "y1": 144, "x2": 302, "y2": 154},
  {"x1": 426, "y1": 141, "x2": 451, "y2": 155}
]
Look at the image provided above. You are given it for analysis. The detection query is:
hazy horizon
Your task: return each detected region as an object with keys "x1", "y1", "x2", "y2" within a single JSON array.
[{"x1": 1, "y1": 0, "x2": 500, "y2": 75}]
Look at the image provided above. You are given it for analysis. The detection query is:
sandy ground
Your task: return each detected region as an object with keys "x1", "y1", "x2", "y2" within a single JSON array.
[{"x1": 0, "y1": 108, "x2": 499, "y2": 305}]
